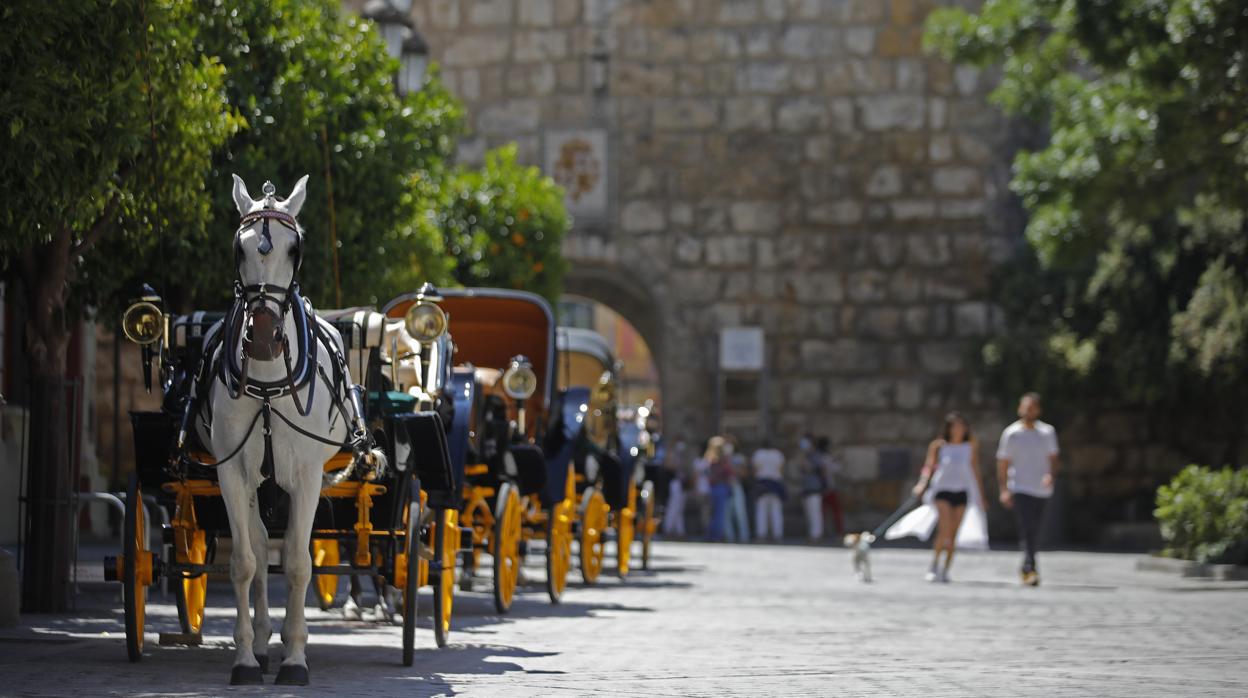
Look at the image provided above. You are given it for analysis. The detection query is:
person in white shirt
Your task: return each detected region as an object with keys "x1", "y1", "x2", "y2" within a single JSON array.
[
  {"x1": 750, "y1": 440, "x2": 786, "y2": 542},
  {"x1": 996, "y1": 392, "x2": 1060, "y2": 586}
]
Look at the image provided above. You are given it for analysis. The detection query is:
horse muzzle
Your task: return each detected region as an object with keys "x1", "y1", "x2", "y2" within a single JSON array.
[{"x1": 243, "y1": 306, "x2": 285, "y2": 361}]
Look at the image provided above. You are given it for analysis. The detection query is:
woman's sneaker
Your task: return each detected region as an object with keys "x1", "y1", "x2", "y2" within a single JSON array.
[
  {"x1": 937, "y1": 568, "x2": 950, "y2": 583},
  {"x1": 925, "y1": 564, "x2": 939, "y2": 582}
]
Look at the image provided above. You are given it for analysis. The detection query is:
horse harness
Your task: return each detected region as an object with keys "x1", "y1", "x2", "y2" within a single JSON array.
[{"x1": 173, "y1": 194, "x2": 376, "y2": 480}]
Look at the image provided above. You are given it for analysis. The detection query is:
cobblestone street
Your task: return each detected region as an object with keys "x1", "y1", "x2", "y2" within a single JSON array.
[{"x1": 1, "y1": 542, "x2": 1245, "y2": 697}]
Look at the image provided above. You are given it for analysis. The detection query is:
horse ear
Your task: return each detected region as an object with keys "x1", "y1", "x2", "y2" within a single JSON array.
[
  {"x1": 232, "y1": 174, "x2": 253, "y2": 216},
  {"x1": 285, "y1": 174, "x2": 310, "y2": 218}
]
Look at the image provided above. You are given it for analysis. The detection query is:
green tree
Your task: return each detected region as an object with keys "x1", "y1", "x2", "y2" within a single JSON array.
[
  {"x1": 166, "y1": 0, "x2": 463, "y2": 311},
  {"x1": 0, "y1": 0, "x2": 238, "y2": 611},
  {"x1": 440, "y1": 145, "x2": 570, "y2": 303},
  {"x1": 927, "y1": 0, "x2": 1248, "y2": 459}
]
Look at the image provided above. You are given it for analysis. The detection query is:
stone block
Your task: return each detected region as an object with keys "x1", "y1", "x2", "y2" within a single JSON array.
[
  {"x1": 788, "y1": 380, "x2": 824, "y2": 409},
  {"x1": 705, "y1": 236, "x2": 754, "y2": 267},
  {"x1": 477, "y1": 99, "x2": 541, "y2": 133},
  {"x1": 654, "y1": 98, "x2": 719, "y2": 129},
  {"x1": 940, "y1": 199, "x2": 986, "y2": 219},
  {"x1": 845, "y1": 27, "x2": 876, "y2": 55},
  {"x1": 518, "y1": 0, "x2": 555, "y2": 26},
  {"x1": 792, "y1": 271, "x2": 843, "y2": 303},
  {"x1": 468, "y1": 0, "x2": 513, "y2": 26},
  {"x1": 906, "y1": 234, "x2": 951, "y2": 266},
  {"x1": 917, "y1": 341, "x2": 964, "y2": 374},
  {"x1": 928, "y1": 97, "x2": 948, "y2": 129},
  {"x1": 932, "y1": 166, "x2": 981, "y2": 196},
  {"x1": 876, "y1": 26, "x2": 922, "y2": 57},
  {"x1": 847, "y1": 270, "x2": 888, "y2": 302},
  {"x1": 621, "y1": 200, "x2": 665, "y2": 233},
  {"x1": 671, "y1": 203, "x2": 694, "y2": 226},
  {"x1": 801, "y1": 339, "x2": 883, "y2": 372},
  {"x1": 828, "y1": 378, "x2": 892, "y2": 409},
  {"x1": 737, "y1": 62, "x2": 791, "y2": 94},
  {"x1": 866, "y1": 166, "x2": 903, "y2": 197},
  {"x1": 954, "y1": 65, "x2": 980, "y2": 95},
  {"x1": 444, "y1": 35, "x2": 512, "y2": 67},
  {"x1": 808, "y1": 200, "x2": 863, "y2": 225},
  {"x1": 873, "y1": 235, "x2": 905, "y2": 267},
  {"x1": 514, "y1": 30, "x2": 569, "y2": 62},
  {"x1": 554, "y1": 0, "x2": 581, "y2": 24},
  {"x1": 929, "y1": 133, "x2": 954, "y2": 162},
  {"x1": 428, "y1": 0, "x2": 461, "y2": 29},
  {"x1": 896, "y1": 59, "x2": 925, "y2": 91},
  {"x1": 743, "y1": 26, "x2": 773, "y2": 57},
  {"x1": 779, "y1": 25, "x2": 822, "y2": 59},
  {"x1": 859, "y1": 307, "x2": 902, "y2": 338},
  {"x1": 719, "y1": 0, "x2": 760, "y2": 24},
  {"x1": 890, "y1": 0, "x2": 921, "y2": 25},
  {"x1": 777, "y1": 97, "x2": 829, "y2": 132},
  {"x1": 858, "y1": 95, "x2": 925, "y2": 131},
  {"x1": 730, "y1": 200, "x2": 781, "y2": 233},
  {"x1": 674, "y1": 236, "x2": 702, "y2": 265}
]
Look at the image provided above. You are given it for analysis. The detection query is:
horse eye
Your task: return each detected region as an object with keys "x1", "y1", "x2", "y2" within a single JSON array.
[{"x1": 288, "y1": 245, "x2": 299, "y2": 259}]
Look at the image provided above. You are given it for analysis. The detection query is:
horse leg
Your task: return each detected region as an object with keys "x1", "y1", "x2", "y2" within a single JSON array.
[
  {"x1": 275, "y1": 478, "x2": 319, "y2": 685},
  {"x1": 218, "y1": 466, "x2": 263, "y2": 685},
  {"x1": 248, "y1": 501, "x2": 272, "y2": 670}
]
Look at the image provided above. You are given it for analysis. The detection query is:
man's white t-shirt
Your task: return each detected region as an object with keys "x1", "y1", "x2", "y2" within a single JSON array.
[
  {"x1": 996, "y1": 420, "x2": 1060, "y2": 497},
  {"x1": 751, "y1": 448, "x2": 785, "y2": 481}
]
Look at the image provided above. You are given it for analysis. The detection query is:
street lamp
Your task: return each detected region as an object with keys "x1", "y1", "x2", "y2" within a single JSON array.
[
  {"x1": 399, "y1": 30, "x2": 429, "y2": 95},
  {"x1": 362, "y1": 0, "x2": 412, "y2": 62}
]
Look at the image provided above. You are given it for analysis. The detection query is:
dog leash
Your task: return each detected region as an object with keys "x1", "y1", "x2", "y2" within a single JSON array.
[{"x1": 870, "y1": 493, "x2": 920, "y2": 539}]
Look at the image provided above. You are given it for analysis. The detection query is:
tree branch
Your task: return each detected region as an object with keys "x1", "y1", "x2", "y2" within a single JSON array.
[{"x1": 70, "y1": 193, "x2": 121, "y2": 258}]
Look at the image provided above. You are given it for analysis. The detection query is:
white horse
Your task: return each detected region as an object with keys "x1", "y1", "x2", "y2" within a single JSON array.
[{"x1": 198, "y1": 174, "x2": 374, "y2": 686}]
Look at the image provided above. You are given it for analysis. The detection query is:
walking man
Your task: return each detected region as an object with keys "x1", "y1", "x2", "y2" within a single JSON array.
[{"x1": 995, "y1": 392, "x2": 1060, "y2": 586}]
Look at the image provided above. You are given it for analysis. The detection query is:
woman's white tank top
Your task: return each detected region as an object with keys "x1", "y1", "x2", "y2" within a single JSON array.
[{"x1": 931, "y1": 442, "x2": 974, "y2": 493}]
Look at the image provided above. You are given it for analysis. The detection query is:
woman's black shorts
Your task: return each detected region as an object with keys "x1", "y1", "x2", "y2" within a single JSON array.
[{"x1": 934, "y1": 490, "x2": 968, "y2": 507}]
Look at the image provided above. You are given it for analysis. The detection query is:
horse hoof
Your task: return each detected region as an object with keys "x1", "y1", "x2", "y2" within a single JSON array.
[
  {"x1": 255, "y1": 653, "x2": 270, "y2": 673},
  {"x1": 230, "y1": 664, "x2": 265, "y2": 686},
  {"x1": 275, "y1": 664, "x2": 309, "y2": 686}
]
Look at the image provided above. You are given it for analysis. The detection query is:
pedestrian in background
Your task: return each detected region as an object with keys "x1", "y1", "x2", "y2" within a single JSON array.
[
  {"x1": 725, "y1": 434, "x2": 750, "y2": 543},
  {"x1": 996, "y1": 392, "x2": 1060, "y2": 587},
  {"x1": 816, "y1": 437, "x2": 845, "y2": 537},
  {"x1": 691, "y1": 438, "x2": 712, "y2": 536},
  {"x1": 751, "y1": 439, "x2": 786, "y2": 542},
  {"x1": 662, "y1": 437, "x2": 691, "y2": 538},
  {"x1": 704, "y1": 436, "x2": 734, "y2": 542},
  {"x1": 795, "y1": 434, "x2": 825, "y2": 542}
]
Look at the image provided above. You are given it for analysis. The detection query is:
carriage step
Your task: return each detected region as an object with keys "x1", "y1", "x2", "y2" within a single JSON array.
[{"x1": 159, "y1": 632, "x2": 203, "y2": 646}]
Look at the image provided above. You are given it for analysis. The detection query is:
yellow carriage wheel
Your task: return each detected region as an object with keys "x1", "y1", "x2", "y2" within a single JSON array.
[
  {"x1": 175, "y1": 528, "x2": 207, "y2": 634},
  {"x1": 545, "y1": 497, "x2": 573, "y2": 603},
  {"x1": 433, "y1": 507, "x2": 458, "y2": 648},
  {"x1": 122, "y1": 473, "x2": 151, "y2": 662},
  {"x1": 616, "y1": 479, "x2": 637, "y2": 578},
  {"x1": 311, "y1": 540, "x2": 340, "y2": 611},
  {"x1": 579, "y1": 487, "x2": 608, "y2": 585},
  {"x1": 640, "y1": 480, "x2": 656, "y2": 571},
  {"x1": 459, "y1": 494, "x2": 489, "y2": 592},
  {"x1": 492, "y1": 483, "x2": 523, "y2": 614}
]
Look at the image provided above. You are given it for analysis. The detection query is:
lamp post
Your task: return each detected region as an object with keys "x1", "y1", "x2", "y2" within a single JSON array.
[
  {"x1": 399, "y1": 30, "x2": 429, "y2": 96},
  {"x1": 361, "y1": 0, "x2": 428, "y2": 95}
]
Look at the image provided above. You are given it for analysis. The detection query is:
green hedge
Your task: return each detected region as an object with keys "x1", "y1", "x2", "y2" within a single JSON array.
[{"x1": 1155, "y1": 465, "x2": 1248, "y2": 564}]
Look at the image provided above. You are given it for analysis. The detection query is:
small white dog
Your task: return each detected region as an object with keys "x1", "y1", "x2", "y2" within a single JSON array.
[{"x1": 844, "y1": 532, "x2": 876, "y2": 582}]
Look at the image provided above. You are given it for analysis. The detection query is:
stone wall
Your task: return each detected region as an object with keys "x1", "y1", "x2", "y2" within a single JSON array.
[{"x1": 404, "y1": 0, "x2": 1022, "y2": 525}]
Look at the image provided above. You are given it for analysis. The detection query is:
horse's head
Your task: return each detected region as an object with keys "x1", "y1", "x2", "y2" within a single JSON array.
[{"x1": 231, "y1": 173, "x2": 309, "y2": 361}]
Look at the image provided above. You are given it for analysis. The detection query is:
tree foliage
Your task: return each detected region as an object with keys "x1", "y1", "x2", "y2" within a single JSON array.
[
  {"x1": 167, "y1": 0, "x2": 463, "y2": 310},
  {"x1": 0, "y1": 0, "x2": 239, "y2": 366},
  {"x1": 439, "y1": 145, "x2": 570, "y2": 303},
  {"x1": 927, "y1": 0, "x2": 1248, "y2": 451}
]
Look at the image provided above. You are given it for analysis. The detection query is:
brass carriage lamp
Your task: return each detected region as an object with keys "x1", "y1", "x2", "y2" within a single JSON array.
[
  {"x1": 503, "y1": 355, "x2": 538, "y2": 435},
  {"x1": 362, "y1": 0, "x2": 428, "y2": 96},
  {"x1": 121, "y1": 285, "x2": 167, "y2": 393}
]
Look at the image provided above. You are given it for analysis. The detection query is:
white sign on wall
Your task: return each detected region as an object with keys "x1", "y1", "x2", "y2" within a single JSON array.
[
  {"x1": 719, "y1": 327, "x2": 765, "y2": 372},
  {"x1": 544, "y1": 128, "x2": 608, "y2": 221}
]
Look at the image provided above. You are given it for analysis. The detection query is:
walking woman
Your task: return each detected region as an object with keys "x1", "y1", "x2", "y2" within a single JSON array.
[{"x1": 885, "y1": 412, "x2": 988, "y2": 582}]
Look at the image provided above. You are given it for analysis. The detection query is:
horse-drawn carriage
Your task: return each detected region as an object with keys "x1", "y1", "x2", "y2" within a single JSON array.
[
  {"x1": 101, "y1": 176, "x2": 463, "y2": 684},
  {"x1": 382, "y1": 288, "x2": 583, "y2": 611},
  {"x1": 555, "y1": 328, "x2": 658, "y2": 575}
]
